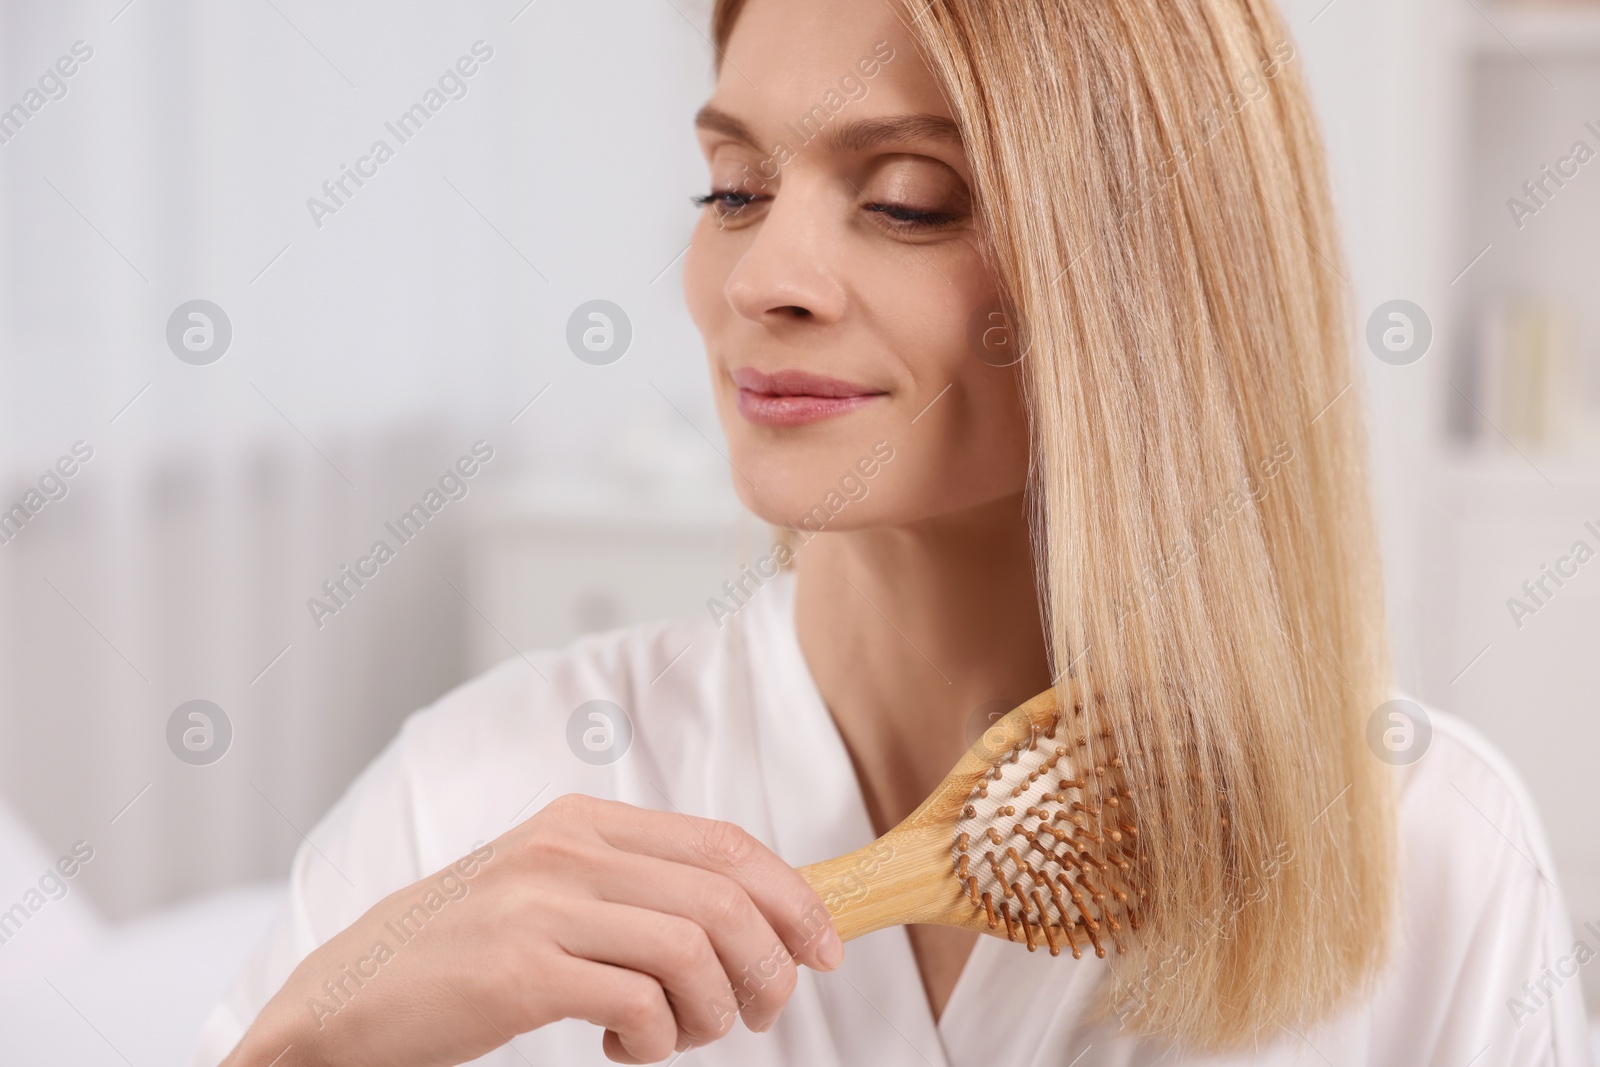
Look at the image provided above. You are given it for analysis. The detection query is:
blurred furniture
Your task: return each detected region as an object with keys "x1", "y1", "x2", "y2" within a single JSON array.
[{"x1": 461, "y1": 476, "x2": 763, "y2": 673}]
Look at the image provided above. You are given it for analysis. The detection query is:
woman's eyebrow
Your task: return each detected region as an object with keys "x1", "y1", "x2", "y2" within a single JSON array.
[
  {"x1": 824, "y1": 114, "x2": 962, "y2": 154},
  {"x1": 694, "y1": 104, "x2": 762, "y2": 148},
  {"x1": 694, "y1": 104, "x2": 962, "y2": 155}
]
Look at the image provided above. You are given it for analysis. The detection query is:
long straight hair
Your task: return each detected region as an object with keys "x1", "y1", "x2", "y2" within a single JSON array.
[{"x1": 710, "y1": 0, "x2": 1396, "y2": 1051}]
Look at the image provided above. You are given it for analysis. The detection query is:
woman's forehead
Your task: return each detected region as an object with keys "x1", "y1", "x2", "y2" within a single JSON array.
[{"x1": 711, "y1": 0, "x2": 951, "y2": 124}]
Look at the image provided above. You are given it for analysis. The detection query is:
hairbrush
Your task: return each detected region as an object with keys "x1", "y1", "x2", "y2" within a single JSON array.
[{"x1": 797, "y1": 685, "x2": 1144, "y2": 958}]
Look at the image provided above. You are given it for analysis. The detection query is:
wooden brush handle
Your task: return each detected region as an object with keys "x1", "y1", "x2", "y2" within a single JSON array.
[
  {"x1": 799, "y1": 844, "x2": 903, "y2": 942},
  {"x1": 794, "y1": 688, "x2": 1089, "y2": 945},
  {"x1": 798, "y1": 822, "x2": 964, "y2": 941}
]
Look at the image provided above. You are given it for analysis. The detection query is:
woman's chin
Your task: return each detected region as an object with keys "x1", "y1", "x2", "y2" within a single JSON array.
[
  {"x1": 731, "y1": 477, "x2": 827, "y2": 528},
  {"x1": 730, "y1": 467, "x2": 867, "y2": 530}
]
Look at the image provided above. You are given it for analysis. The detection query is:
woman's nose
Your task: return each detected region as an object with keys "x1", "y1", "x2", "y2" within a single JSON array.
[{"x1": 721, "y1": 188, "x2": 848, "y2": 326}]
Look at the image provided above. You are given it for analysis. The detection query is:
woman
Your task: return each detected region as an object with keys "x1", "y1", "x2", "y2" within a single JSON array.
[{"x1": 201, "y1": 0, "x2": 1591, "y2": 1063}]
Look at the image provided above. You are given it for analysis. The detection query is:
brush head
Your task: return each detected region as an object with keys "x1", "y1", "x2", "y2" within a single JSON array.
[
  {"x1": 951, "y1": 698, "x2": 1146, "y2": 957},
  {"x1": 797, "y1": 685, "x2": 1148, "y2": 949}
]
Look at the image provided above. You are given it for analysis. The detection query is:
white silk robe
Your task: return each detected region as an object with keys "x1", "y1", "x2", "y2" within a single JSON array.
[{"x1": 194, "y1": 572, "x2": 1593, "y2": 1067}]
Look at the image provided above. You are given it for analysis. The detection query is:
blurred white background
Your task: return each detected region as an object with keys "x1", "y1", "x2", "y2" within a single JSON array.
[{"x1": 0, "y1": 0, "x2": 1596, "y2": 1061}]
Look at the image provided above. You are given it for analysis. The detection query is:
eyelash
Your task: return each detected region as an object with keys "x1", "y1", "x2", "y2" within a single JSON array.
[
  {"x1": 690, "y1": 191, "x2": 961, "y2": 230},
  {"x1": 691, "y1": 191, "x2": 760, "y2": 214}
]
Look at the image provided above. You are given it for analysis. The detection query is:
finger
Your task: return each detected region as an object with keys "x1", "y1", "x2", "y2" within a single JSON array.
[
  {"x1": 534, "y1": 799, "x2": 803, "y2": 1031},
  {"x1": 586, "y1": 799, "x2": 843, "y2": 971},
  {"x1": 553, "y1": 899, "x2": 740, "y2": 1048},
  {"x1": 547, "y1": 957, "x2": 677, "y2": 1065},
  {"x1": 578, "y1": 849, "x2": 799, "y2": 1033}
]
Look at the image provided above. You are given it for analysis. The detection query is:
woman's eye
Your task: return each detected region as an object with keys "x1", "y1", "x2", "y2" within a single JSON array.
[
  {"x1": 863, "y1": 202, "x2": 963, "y2": 230},
  {"x1": 691, "y1": 190, "x2": 965, "y2": 232},
  {"x1": 691, "y1": 190, "x2": 765, "y2": 219}
]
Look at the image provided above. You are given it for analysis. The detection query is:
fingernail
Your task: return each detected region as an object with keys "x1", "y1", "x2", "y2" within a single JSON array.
[{"x1": 817, "y1": 925, "x2": 845, "y2": 970}]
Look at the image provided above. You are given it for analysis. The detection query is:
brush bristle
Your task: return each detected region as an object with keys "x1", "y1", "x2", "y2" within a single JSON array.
[{"x1": 951, "y1": 701, "x2": 1145, "y2": 957}]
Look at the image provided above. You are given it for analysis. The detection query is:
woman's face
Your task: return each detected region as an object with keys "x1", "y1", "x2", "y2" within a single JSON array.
[{"x1": 683, "y1": 0, "x2": 1031, "y2": 532}]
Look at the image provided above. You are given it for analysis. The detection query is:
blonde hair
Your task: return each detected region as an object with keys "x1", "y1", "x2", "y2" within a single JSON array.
[{"x1": 711, "y1": 0, "x2": 1395, "y2": 1051}]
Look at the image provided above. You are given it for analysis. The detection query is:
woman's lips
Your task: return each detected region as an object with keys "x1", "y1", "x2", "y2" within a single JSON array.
[{"x1": 731, "y1": 368, "x2": 887, "y2": 427}]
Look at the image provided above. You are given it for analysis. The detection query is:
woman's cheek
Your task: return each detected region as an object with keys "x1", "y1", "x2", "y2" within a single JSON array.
[{"x1": 682, "y1": 223, "x2": 722, "y2": 338}]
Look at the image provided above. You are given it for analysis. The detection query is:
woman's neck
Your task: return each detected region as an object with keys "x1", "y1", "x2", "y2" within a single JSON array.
[{"x1": 792, "y1": 492, "x2": 1052, "y2": 838}]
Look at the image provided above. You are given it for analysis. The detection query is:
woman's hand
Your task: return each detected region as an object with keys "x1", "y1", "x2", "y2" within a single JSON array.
[{"x1": 221, "y1": 793, "x2": 844, "y2": 1066}]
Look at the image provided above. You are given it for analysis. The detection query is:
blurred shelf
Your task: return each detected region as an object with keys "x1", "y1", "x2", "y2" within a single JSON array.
[{"x1": 1473, "y1": 5, "x2": 1600, "y2": 57}]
